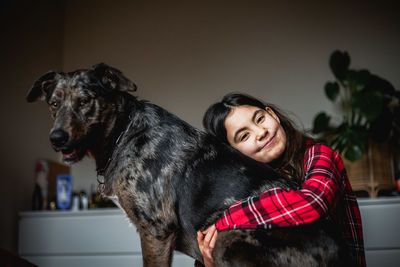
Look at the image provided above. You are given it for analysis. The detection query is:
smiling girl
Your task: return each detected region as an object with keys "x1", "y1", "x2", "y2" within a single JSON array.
[{"x1": 195, "y1": 93, "x2": 365, "y2": 267}]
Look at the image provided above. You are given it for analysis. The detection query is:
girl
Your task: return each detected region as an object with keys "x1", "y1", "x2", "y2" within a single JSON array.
[{"x1": 196, "y1": 93, "x2": 365, "y2": 267}]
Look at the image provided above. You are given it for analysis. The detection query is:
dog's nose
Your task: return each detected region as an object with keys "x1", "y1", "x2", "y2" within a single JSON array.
[{"x1": 50, "y1": 129, "x2": 69, "y2": 148}]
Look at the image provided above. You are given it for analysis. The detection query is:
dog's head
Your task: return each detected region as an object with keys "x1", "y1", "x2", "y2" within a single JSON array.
[{"x1": 27, "y1": 63, "x2": 137, "y2": 164}]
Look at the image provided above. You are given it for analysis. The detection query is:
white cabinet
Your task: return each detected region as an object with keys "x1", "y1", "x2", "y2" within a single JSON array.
[
  {"x1": 18, "y1": 209, "x2": 194, "y2": 267},
  {"x1": 18, "y1": 198, "x2": 400, "y2": 267},
  {"x1": 358, "y1": 197, "x2": 400, "y2": 267}
]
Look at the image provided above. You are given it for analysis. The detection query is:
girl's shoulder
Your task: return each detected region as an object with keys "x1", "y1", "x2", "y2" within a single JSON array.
[
  {"x1": 304, "y1": 139, "x2": 339, "y2": 160},
  {"x1": 304, "y1": 139, "x2": 345, "y2": 171}
]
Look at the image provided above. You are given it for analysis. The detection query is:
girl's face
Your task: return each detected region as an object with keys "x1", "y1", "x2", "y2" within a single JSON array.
[{"x1": 224, "y1": 105, "x2": 287, "y2": 163}]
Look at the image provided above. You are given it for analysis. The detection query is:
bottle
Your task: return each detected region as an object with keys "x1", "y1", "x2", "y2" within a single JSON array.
[
  {"x1": 80, "y1": 190, "x2": 88, "y2": 210},
  {"x1": 89, "y1": 184, "x2": 97, "y2": 209},
  {"x1": 71, "y1": 192, "x2": 80, "y2": 212},
  {"x1": 32, "y1": 183, "x2": 43, "y2": 210}
]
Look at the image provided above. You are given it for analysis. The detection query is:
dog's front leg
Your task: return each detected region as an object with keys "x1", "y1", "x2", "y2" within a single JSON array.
[{"x1": 139, "y1": 232, "x2": 176, "y2": 267}]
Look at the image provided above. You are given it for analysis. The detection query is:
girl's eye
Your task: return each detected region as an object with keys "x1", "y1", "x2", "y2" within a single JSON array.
[
  {"x1": 256, "y1": 115, "x2": 265, "y2": 124},
  {"x1": 240, "y1": 132, "x2": 249, "y2": 142}
]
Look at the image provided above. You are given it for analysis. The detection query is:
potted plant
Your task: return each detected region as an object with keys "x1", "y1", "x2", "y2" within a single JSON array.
[{"x1": 312, "y1": 50, "x2": 400, "y2": 196}]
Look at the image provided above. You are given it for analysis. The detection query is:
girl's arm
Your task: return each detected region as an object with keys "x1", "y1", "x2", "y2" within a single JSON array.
[{"x1": 215, "y1": 143, "x2": 341, "y2": 230}]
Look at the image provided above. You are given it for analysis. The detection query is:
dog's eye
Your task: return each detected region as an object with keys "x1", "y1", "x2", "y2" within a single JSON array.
[
  {"x1": 50, "y1": 101, "x2": 59, "y2": 110},
  {"x1": 79, "y1": 98, "x2": 90, "y2": 107}
]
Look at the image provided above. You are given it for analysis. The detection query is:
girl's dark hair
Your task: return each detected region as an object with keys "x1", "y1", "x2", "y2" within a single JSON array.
[{"x1": 203, "y1": 93, "x2": 309, "y2": 184}]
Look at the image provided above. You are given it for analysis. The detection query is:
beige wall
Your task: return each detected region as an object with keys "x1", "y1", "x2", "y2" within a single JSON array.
[
  {"x1": 0, "y1": 0, "x2": 65, "y2": 252},
  {"x1": 64, "y1": 0, "x2": 400, "y2": 198},
  {"x1": 1, "y1": 0, "x2": 399, "y2": 253}
]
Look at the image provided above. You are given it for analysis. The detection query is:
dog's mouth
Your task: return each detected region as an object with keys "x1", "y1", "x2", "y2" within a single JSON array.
[{"x1": 61, "y1": 147, "x2": 85, "y2": 164}]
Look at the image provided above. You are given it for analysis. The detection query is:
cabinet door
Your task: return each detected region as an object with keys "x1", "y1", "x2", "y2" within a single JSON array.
[
  {"x1": 19, "y1": 212, "x2": 141, "y2": 255},
  {"x1": 24, "y1": 254, "x2": 194, "y2": 267},
  {"x1": 19, "y1": 210, "x2": 194, "y2": 266},
  {"x1": 23, "y1": 255, "x2": 143, "y2": 267},
  {"x1": 359, "y1": 198, "x2": 400, "y2": 267}
]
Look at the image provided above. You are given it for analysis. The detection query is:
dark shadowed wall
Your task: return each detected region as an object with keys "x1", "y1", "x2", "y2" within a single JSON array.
[{"x1": 1, "y1": 0, "x2": 399, "y2": 253}]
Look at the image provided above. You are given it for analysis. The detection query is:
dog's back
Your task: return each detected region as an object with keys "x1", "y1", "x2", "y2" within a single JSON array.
[
  {"x1": 27, "y1": 63, "x2": 350, "y2": 266},
  {"x1": 106, "y1": 102, "x2": 348, "y2": 265}
]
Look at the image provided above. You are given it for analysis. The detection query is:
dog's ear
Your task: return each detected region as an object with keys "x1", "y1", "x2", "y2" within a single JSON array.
[
  {"x1": 90, "y1": 63, "x2": 137, "y2": 92},
  {"x1": 27, "y1": 71, "x2": 59, "y2": 102}
]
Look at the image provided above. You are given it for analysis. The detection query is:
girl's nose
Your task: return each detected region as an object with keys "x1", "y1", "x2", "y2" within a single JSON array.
[{"x1": 255, "y1": 127, "x2": 268, "y2": 141}]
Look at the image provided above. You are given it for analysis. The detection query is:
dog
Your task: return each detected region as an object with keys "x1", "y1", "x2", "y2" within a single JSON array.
[{"x1": 27, "y1": 63, "x2": 349, "y2": 266}]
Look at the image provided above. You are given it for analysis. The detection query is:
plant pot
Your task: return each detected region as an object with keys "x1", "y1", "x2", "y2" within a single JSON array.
[{"x1": 343, "y1": 141, "x2": 395, "y2": 198}]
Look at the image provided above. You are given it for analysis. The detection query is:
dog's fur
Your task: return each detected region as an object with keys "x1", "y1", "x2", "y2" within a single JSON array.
[{"x1": 27, "y1": 64, "x2": 349, "y2": 266}]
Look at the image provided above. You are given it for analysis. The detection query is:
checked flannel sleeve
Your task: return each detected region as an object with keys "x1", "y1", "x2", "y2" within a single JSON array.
[
  {"x1": 215, "y1": 143, "x2": 340, "y2": 229},
  {"x1": 214, "y1": 142, "x2": 365, "y2": 266}
]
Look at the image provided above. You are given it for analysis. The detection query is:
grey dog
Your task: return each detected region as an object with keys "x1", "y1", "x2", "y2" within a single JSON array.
[{"x1": 27, "y1": 63, "x2": 349, "y2": 266}]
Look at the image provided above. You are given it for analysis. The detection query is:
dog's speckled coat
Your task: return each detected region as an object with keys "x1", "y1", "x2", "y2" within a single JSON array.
[{"x1": 27, "y1": 64, "x2": 349, "y2": 266}]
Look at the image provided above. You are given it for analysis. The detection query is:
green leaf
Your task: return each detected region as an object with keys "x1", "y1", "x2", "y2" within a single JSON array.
[
  {"x1": 337, "y1": 125, "x2": 367, "y2": 162},
  {"x1": 312, "y1": 112, "x2": 331, "y2": 134},
  {"x1": 369, "y1": 107, "x2": 393, "y2": 142},
  {"x1": 346, "y1": 69, "x2": 370, "y2": 90},
  {"x1": 330, "y1": 134, "x2": 346, "y2": 154},
  {"x1": 357, "y1": 70, "x2": 371, "y2": 89},
  {"x1": 329, "y1": 50, "x2": 350, "y2": 81},
  {"x1": 344, "y1": 144, "x2": 363, "y2": 162},
  {"x1": 324, "y1": 82, "x2": 340, "y2": 101},
  {"x1": 351, "y1": 90, "x2": 384, "y2": 122},
  {"x1": 332, "y1": 122, "x2": 347, "y2": 135},
  {"x1": 366, "y1": 74, "x2": 396, "y2": 97}
]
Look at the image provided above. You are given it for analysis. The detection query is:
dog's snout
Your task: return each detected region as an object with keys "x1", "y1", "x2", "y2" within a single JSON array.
[{"x1": 50, "y1": 129, "x2": 69, "y2": 148}]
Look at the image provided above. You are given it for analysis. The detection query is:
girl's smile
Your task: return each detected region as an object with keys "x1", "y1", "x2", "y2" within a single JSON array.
[{"x1": 224, "y1": 105, "x2": 287, "y2": 163}]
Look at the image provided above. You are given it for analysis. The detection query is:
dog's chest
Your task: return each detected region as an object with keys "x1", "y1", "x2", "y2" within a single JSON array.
[
  {"x1": 107, "y1": 152, "x2": 179, "y2": 221},
  {"x1": 110, "y1": 171, "x2": 179, "y2": 240}
]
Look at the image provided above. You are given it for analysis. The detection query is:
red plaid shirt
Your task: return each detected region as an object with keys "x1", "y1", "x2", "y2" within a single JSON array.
[{"x1": 214, "y1": 141, "x2": 366, "y2": 266}]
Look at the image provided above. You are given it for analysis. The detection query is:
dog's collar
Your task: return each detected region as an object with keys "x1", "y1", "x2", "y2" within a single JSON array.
[{"x1": 96, "y1": 114, "x2": 133, "y2": 178}]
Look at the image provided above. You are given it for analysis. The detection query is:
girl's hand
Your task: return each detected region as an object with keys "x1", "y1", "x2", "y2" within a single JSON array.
[{"x1": 197, "y1": 224, "x2": 218, "y2": 267}]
